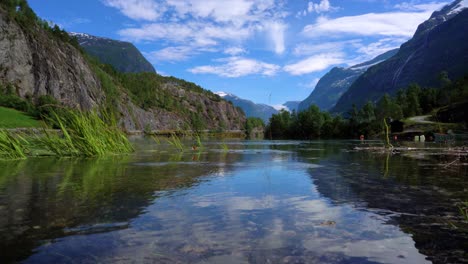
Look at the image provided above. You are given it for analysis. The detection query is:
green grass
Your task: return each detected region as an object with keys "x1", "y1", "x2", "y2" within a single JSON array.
[
  {"x1": 0, "y1": 129, "x2": 28, "y2": 160},
  {"x1": 38, "y1": 110, "x2": 134, "y2": 157},
  {"x1": 0, "y1": 107, "x2": 41, "y2": 128},
  {"x1": 166, "y1": 133, "x2": 184, "y2": 152},
  {"x1": 220, "y1": 142, "x2": 229, "y2": 152}
]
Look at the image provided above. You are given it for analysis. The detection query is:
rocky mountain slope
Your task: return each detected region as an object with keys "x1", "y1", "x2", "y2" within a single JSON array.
[
  {"x1": 215, "y1": 92, "x2": 278, "y2": 123},
  {"x1": 0, "y1": 7, "x2": 103, "y2": 110},
  {"x1": 333, "y1": 0, "x2": 468, "y2": 113},
  {"x1": 0, "y1": 1, "x2": 245, "y2": 132},
  {"x1": 70, "y1": 32, "x2": 156, "y2": 74},
  {"x1": 298, "y1": 49, "x2": 399, "y2": 112}
]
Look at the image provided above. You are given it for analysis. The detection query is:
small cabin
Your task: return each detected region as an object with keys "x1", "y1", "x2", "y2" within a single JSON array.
[{"x1": 390, "y1": 120, "x2": 404, "y2": 133}]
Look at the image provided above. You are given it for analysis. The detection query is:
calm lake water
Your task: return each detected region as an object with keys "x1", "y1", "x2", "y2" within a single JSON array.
[{"x1": 0, "y1": 139, "x2": 467, "y2": 263}]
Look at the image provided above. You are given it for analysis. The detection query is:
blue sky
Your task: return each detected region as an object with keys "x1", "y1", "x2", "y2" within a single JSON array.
[{"x1": 29, "y1": 0, "x2": 450, "y2": 108}]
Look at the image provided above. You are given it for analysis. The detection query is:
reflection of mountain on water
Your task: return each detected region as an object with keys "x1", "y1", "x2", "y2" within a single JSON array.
[
  {"x1": 0, "y1": 150, "x2": 243, "y2": 262},
  {"x1": 304, "y1": 148, "x2": 468, "y2": 263}
]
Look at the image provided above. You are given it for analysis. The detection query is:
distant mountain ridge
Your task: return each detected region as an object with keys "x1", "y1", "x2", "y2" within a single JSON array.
[
  {"x1": 332, "y1": 0, "x2": 468, "y2": 113},
  {"x1": 298, "y1": 48, "x2": 399, "y2": 111},
  {"x1": 70, "y1": 32, "x2": 156, "y2": 74},
  {"x1": 283, "y1": 101, "x2": 301, "y2": 112},
  {"x1": 215, "y1": 92, "x2": 278, "y2": 123}
]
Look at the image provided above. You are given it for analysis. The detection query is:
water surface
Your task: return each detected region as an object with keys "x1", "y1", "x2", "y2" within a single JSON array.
[{"x1": 0, "y1": 139, "x2": 467, "y2": 263}]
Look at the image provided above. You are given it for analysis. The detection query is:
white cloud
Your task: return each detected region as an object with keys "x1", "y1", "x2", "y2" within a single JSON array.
[
  {"x1": 108, "y1": 0, "x2": 287, "y2": 57},
  {"x1": 394, "y1": 1, "x2": 448, "y2": 12},
  {"x1": 265, "y1": 21, "x2": 287, "y2": 55},
  {"x1": 166, "y1": 0, "x2": 255, "y2": 25},
  {"x1": 103, "y1": 0, "x2": 163, "y2": 21},
  {"x1": 224, "y1": 47, "x2": 247, "y2": 56},
  {"x1": 284, "y1": 53, "x2": 345, "y2": 75},
  {"x1": 302, "y1": 10, "x2": 437, "y2": 38},
  {"x1": 308, "y1": 0, "x2": 332, "y2": 13},
  {"x1": 355, "y1": 37, "x2": 405, "y2": 58},
  {"x1": 293, "y1": 40, "x2": 361, "y2": 56},
  {"x1": 148, "y1": 46, "x2": 194, "y2": 62},
  {"x1": 272, "y1": 104, "x2": 287, "y2": 111},
  {"x1": 189, "y1": 57, "x2": 280, "y2": 78},
  {"x1": 118, "y1": 22, "x2": 252, "y2": 45}
]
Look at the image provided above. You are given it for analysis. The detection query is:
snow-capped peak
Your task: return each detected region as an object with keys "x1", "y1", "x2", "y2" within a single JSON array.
[
  {"x1": 448, "y1": 0, "x2": 468, "y2": 15},
  {"x1": 69, "y1": 32, "x2": 91, "y2": 38},
  {"x1": 215, "y1": 91, "x2": 230, "y2": 97},
  {"x1": 349, "y1": 60, "x2": 385, "y2": 71}
]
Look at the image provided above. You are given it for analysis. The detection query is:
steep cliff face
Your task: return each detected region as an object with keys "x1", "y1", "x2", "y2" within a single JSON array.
[
  {"x1": 0, "y1": 5, "x2": 245, "y2": 132},
  {"x1": 120, "y1": 85, "x2": 245, "y2": 132},
  {"x1": 0, "y1": 8, "x2": 103, "y2": 110}
]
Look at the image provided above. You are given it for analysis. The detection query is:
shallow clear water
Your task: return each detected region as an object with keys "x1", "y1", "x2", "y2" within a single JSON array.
[{"x1": 0, "y1": 139, "x2": 467, "y2": 263}]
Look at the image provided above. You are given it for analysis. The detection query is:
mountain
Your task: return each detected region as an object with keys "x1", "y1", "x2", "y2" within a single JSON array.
[
  {"x1": 283, "y1": 101, "x2": 301, "y2": 112},
  {"x1": 215, "y1": 92, "x2": 278, "y2": 123},
  {"x1": 0, "y1": 1, "x2": 245, "y2": 132},
  {"x1": 333, "y1": 0, "x2": 468, "y2": 113},
  {"x1": 70, "y1": 32, "x2": 156, "y2": 74},
  {"x1": 298, "y1": 49, "x2": 399, "y2": 112}
]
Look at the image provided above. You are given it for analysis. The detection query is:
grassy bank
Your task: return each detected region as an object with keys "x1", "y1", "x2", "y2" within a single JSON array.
[{"x1": 0, "y1": 107, "x2": 41, "y2": 128}]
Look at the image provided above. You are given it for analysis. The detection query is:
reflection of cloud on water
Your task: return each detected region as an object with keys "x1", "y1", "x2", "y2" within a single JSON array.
[
  {"x1": 23, "y1": 156, "x2": 428, "y2": 263},
  {"x1": 193, "y1": 195, "x2": 278, "y2": 211}
]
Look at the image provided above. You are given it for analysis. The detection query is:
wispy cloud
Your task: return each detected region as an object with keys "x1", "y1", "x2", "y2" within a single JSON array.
[
  {"x1": 103, "y1": 0, "x2": 163, "y2": 21},
  {"x1": 118, "y1": 22, "x2": 252, "y2": 45},
  {"x1": 189, "y1": 57, "x2": 280, "y2": 78},
  {"x1": 293, "y1": 40, "x2": 361, "y2": 56},
  {"x1": 224, "y1": 47, "x2": 247, "y2": 56},
  {"x1": 147, "y1": 46, "x2": 195, "y2": 63},
  {"x1": 106, "y1": 0, "x2": 287, "y2": 60},
  {"x1": 265, "y1": 21, "x2": 287, "y2": 55},
  {"x1": 394, "y1": 1, "x2": 448, "y2": 12},
  {"x1": 302, "y1": 9, "x2": 438, "y2": 38},
  {"x1": 284, "y1": 52, "x2": 345, "y2": 75}
]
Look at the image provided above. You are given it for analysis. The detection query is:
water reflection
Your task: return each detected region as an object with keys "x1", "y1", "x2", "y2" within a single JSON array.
[{"x1": 0, "y1": 139, "x2": 466, "y2": 263}]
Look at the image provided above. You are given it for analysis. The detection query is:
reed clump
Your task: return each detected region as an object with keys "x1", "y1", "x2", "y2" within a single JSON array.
[
  {"x1": 38, "y1": 110, "x2": 133, "y2": 157},
  {"x1": 167, "y1": 133, "x2": 184, "y2": 152},
  {"x1": 0, "y1": 129, "x2": 28, "y2": 160}
]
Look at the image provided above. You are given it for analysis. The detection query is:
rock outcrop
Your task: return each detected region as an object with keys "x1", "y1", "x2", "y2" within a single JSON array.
[
  {"x1": 0, "y1": 8, "x2": 103, "y2": 110},
  {"x1": 0, "y1": 6, "x2": 245, "y2": 132}
]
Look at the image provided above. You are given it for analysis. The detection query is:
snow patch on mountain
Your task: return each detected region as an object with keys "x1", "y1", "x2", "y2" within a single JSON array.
[
  {"x1": 215, "y1": 91, "x2": 229, "y2": 97},
  {"x1": 349, "y1": 60, "x2": 385, "y2": 71},
  {"x1": 448, "y1": 0, "x2": 468, "y2": 15}
]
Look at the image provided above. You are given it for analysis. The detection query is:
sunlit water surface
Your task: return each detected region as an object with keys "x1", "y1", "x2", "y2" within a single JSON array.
[{"x1": 0, "y1": 139, "x2": 467, "y2": 263}]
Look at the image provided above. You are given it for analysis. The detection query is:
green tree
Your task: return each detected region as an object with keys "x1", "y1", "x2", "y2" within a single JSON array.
[
  {"x1": 376, "y1": 94, "x2": 403, "y2": 120},
  {"x1": 405, "y1": 84, "x2": 422, "y2": 117}
]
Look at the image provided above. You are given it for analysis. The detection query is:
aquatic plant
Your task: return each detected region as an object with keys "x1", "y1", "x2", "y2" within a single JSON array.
[
  {"x1": 383, "y1": 118, "x2": 393, "y2": 149},
  {"x1": 460, "y1": 202, "x2": 468, "y2": 222},
  {"x1": 167, "y1": 133, "x2": 184, "y2": 152},
  {"x1": 194, "y1": 134, "x2": 203, "y2": 148},
  {"x1": 39, "y1": 110, "x2": 133, "y2": 157},
  {"x1": 152, "y1": 135, "x2": 161, "y2": 144},
  {"x1": 0, "y1": 129, "x2": 28, "y2": 159},
  {"x1": 220, "y1": 141, "x2": 229, "y2": 152}
]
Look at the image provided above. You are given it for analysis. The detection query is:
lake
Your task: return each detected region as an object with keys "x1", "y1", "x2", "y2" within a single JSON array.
[{"x1": 0, "y1": 138, "x2": 467, "y2": 263}]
